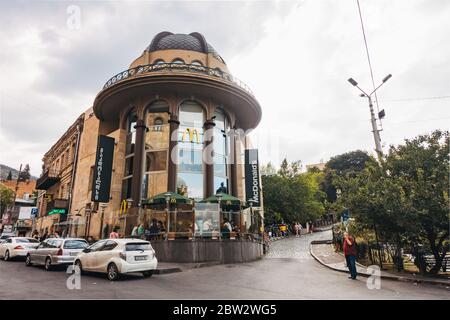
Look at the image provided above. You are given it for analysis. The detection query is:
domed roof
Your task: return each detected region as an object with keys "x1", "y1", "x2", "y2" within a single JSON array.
[{"x1": 146, "y1": 32, "x2": 225, "y2": 63}]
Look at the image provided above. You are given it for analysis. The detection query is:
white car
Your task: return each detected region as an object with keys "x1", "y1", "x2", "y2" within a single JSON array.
[
  {"x1": 74, "y1": 238, "x2": 158, "y2": 281},
  {"x1": 0, "y1": 237, "x2": 40, "y2": 261}
]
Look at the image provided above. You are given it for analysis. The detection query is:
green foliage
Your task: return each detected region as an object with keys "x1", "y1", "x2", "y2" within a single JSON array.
[
  {"x1": 321, "y1": 150, "x2": 372, "y2": 202},
  {"x1": 6, "y1": 171, "x2": 12, "y2": 180},
  {"x1": 336, "y1": 130, "x2": 449, "y2": 274},
  {"x1": 0, "y1": 183, "x2": 15, "y2": 215},
  {"x1": 262, "y1": 158, "x2": 325, "y2": 224},
  {"x1": 19, "y1": 164, "x2": 31, "y2": 181}
]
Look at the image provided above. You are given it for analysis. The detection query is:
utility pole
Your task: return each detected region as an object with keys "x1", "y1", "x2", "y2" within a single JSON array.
[{"x1": 348, "y1": 75, "x2": 392, "y2": 158}]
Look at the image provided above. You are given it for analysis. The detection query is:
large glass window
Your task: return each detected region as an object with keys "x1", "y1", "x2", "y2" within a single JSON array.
[
  {"x1": 141, "y1": 101, "x2": 169, "y2": 201},
  {"x1": 177, "y1": 101, "x2": 205, "y2": 199},
  {"x1": 213, "y1": 109, "x2": 230, "y2": 194},
  {"x1": 122, "y1": 111, "x2": 137, "y2": 200}
]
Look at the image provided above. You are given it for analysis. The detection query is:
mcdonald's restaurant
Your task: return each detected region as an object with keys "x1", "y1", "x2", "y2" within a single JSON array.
[{"x1": 36, "y1": 32, "x2": 264, "y2": 263}]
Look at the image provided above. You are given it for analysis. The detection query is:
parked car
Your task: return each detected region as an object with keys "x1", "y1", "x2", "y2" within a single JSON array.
[
  {"x1": 0, "y1": 233, "x2": 15, "y2": 240},
  {"x1": 0, "y1": 237, "x2": 40, "y2": 261},
  {"x1": 25, "y1": 238, "x2": 89, "y2": 271},
  {"x1": 74, "y1": 238, "x2": 158, "y2": 281}
]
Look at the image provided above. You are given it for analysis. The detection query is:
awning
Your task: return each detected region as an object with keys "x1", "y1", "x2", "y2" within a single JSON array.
[
  {"x1": 142, "y1": 192, "x2": 193, "y2": 206},
  {"x1": 199, "y1": 193, "x2": 243, "y2": 208}
]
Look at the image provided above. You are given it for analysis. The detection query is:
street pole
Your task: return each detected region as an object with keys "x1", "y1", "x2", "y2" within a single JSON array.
[
  {"x1": 347, "y1": 75, "x2": 391, "y2": 158},
  {"x1": 368, "y1": 96, "x2": 383, "y2": 158}
]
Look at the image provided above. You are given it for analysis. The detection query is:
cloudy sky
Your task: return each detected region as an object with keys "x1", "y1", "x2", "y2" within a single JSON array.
[{"x1": 0, "y1": 0, "x2": 449, "y2": 176}]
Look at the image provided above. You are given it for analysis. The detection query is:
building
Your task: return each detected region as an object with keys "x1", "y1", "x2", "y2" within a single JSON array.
[
  {"x1": 0, "y1": 179, "x2": 37, "y2": 236},
  {"x1": 35, "y1": 32, "x2": 263, "y2": 263},
  {"x1": 35, "y1": 114, "x2": 84, "y2": 237}
]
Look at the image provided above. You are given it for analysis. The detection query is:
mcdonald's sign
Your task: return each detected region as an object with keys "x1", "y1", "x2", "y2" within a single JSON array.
[
  {"x1": 181, "y1": 128, "x2": 200, "y2": 144},
  {"x1": 119, "y1": 199, "x2": 128, "y2": 216}
]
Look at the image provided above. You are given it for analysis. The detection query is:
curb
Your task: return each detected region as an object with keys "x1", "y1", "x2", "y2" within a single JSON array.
[
  {"x1": 309, "y1": 244, "x2": 450, "y2": 288},
  {"x1": 155, "y1": 260, "x2": 221, "y2": 275}
]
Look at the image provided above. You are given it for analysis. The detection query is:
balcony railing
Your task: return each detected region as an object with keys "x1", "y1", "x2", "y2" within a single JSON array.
[
  {"x1": 36, "y1": 169, "x2": 60, "y2": 190},
  {"x1": 102, "y1": 62, "x2": 254, "y2": 96}
]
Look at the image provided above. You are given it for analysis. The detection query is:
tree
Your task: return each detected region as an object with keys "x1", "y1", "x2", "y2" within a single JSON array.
[
  {"x1": 0, "y1": 183, "x2": 15, "y2": 216},
  {"x1": 262, "y1": 159, "x2": 324, "y2": 225},
  {"x1": 322, "y1": 150, "x2": 372, "y2": 202},
  {"x1": 6, "y1": 171, "x2": 12, "y2": 180},
  {"x1": 260, "y1": 162, "x2": 277, "y2": 176},
  {"x1": 18, "y1": 164, "x2": 31, "y2": 181},
  {"x1": 384, "y1": 130, "x2": 449, "y2": 274},
  {"x1": 336, "y1": 130, "x2": 449, "y2": 274}
]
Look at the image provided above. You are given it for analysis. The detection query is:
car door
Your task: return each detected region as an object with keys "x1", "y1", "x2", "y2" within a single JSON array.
[
  {"x1": 94, "y1": 240, "x2": 119, "y2": 272},
  {"x1": 81, "y1": 240, "x2": 106, "y2": 271},
  {"x1": 33, "y1": 240, "x2": 49, "y2": 264}
]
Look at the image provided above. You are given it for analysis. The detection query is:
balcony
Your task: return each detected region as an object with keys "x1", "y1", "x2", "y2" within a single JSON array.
[
  {"x1": 36, "y1": 169, "x2": 60, "y2": 190},
  {"x1": 102, "y1": 62, "x2": 254, "y2": 96}
]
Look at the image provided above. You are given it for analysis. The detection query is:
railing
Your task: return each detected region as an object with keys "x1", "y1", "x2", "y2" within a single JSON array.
[
  {"x1": 36, "y1": 169, "x2": 60, "y2": 189},
  {"x1": 102, "y1": 62, "x2": 254, "y2": 96}
]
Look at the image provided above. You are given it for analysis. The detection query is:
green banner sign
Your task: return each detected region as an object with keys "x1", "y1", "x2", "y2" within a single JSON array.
[{"x1": 48, "y1": 208, "x2": 67, "y2": 216}]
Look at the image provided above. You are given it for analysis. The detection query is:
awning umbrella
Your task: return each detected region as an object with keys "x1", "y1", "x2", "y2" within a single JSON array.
[
  {"x1": 142, "y1": 192, "x2": 193, "y2": 206},
  {"x1": 199, "y1": 193, "x2": 243, "y2": 207}
]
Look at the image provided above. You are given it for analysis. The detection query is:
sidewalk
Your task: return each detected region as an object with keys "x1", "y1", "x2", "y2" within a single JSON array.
[
  {"x1": 155, "y1": 261, "x2": 221, "y2": 275},
  {"x1": 310, "y1": 242, "x2": 450, "y2": 288}
]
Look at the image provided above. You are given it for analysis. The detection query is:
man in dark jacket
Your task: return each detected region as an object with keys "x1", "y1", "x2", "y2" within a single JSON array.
[{"x1": 343, "y1": 232, "x2": 358, "y2": 280}]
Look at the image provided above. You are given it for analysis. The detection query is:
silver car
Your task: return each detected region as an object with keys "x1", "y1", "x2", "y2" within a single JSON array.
[{"x1": 26, "y1": 238, "x2": 88, "y2": 271}]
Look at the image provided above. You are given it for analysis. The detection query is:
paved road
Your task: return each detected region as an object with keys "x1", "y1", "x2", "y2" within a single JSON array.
[{"x1": 0, "y1": 231, "x2": 448, "y2": 299}]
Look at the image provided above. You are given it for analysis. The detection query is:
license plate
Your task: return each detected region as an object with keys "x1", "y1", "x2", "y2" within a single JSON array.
[
  {"x1": 135, "y1": 256, "x2": 147, "y2": 261},
  {"x1": 70, "y1": 252, "x2": 78, "y2": 256}
]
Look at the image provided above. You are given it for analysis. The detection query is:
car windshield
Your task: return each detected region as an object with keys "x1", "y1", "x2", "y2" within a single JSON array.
[
  {"x1": 64, "y1": 240, "x2": 88, "y2": 249},
  {"x1": 125, "y1": 243, "x2": 151, "y2": 251},
  {"x1": 16, "y1": 238, "x2": 39, "y2": 243}
]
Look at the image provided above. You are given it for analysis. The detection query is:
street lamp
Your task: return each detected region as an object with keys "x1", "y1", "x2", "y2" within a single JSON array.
[
  {"x1": 99, "y1": 203, "x2": 108, "y2": 239},
  {"x1": 164, "y1": 192, "x2": 171, "y2": 235},
  {"x1": 347, "y1": 74, "x2": 392, "y2": 157}
]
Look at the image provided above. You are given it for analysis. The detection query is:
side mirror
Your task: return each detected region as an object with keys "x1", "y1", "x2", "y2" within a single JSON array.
[{"x1": 82, "y1": 248, "x2": 91, "y2": 253}]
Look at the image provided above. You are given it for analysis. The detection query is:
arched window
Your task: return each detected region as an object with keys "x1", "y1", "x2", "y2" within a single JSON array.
[
  {"x1": 213, "y1": 108, "x2": 230, "y2": 195},
  {"x1": 191, "y1": 60, "x2": 203, "y2": 66},
  {"x1": 154, "y1": 59, "x2": 165, "y2": 65},
  {"x1": 177, "y1": 101, "x2": 205, "y2": 199},
  {"x1": 172, "y1": 58, "x2": 185, "y2": 64},
  {"x1": 141, "y1": 101, "x2": 170, "y2": 200}
]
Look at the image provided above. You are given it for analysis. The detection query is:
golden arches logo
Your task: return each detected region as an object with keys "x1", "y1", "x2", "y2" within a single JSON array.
[
  {"x1": 181, "y1": 128, "x2": 200, "y2": 144},
  {"x1": 119, "y1": 199, "x2": 128, "y2": 216}
]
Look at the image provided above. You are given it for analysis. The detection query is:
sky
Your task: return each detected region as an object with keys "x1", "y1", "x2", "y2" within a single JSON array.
[{"x1": 0, "y1": 0, "x2": 449, "y2": 176}]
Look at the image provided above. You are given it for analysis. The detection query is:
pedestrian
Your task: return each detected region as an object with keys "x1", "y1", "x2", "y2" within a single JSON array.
[
  {"x1": 343, "y1": 232, "x2": 358, "y2": 280},
  {"x1": 138, "y1": 223, "x2": 145, "y2": 239},
  {"x1": 294, "y1": 222, "x2": 299, "y2": 237},
  {"x1": 298, "y1": 223, "x2": 303, "y2": 236},
  {"x1": 109, "y1": 226, "x2": 120, "y2": 239},
  {"x1": 131, "y1": 225, "x2": 139, "y2": 238}
]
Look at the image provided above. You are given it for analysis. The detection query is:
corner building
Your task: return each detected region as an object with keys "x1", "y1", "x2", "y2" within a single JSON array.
[{"x1": 38, "y1": 32, "x2": 263, "y2": 263}]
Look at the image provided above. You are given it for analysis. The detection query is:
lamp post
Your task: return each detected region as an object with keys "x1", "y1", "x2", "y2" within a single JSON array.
[
  {"x1": 247, "y1": 199, "x2": 257, "y2": 236},
  {"x1": 216, "y1": 193, "x2": 223, "y2": 239},
  {"x1": 347, "y1": 74, "x2": 392, "y2": 158},
  {"x1": 164, "y1": 192, "x2": 171, "y2": 235},
  {"x1": 99, "y1": 203, "x2": 108, "y2": 239}
]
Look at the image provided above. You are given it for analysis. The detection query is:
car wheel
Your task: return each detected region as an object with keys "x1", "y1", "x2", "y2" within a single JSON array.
[
  {"x1": 44, "y1": 258, "x2": 52, "y2": 271},
  {"x1": 4, "y1": 250, "x2": 10, "y2": 261},
  {"x1": 107, "y1": 263, "x2": 120, "y2": 281},
  {"x1": 142, "y1": 270, "x2": 154, "y2": 278},
  {"x1": 25, "y1": 255, "x2": 32, "y2": 266}
]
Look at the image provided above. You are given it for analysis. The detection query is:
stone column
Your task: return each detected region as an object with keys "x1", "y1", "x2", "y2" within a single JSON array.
[
  {"x1": 203, "y1": 119, "x2": 215, "y2": 197},
  {"x1": 131, "y1": 119, "x2": 146, "y2": 207},
  {"x1": 167, "y1": 114, "x2": 180, "y2": 192}
]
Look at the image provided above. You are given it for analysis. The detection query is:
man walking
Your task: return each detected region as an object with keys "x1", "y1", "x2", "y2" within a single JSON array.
[{"x1": 343, "y1": 232, "x2": 357, "y2": 280}]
